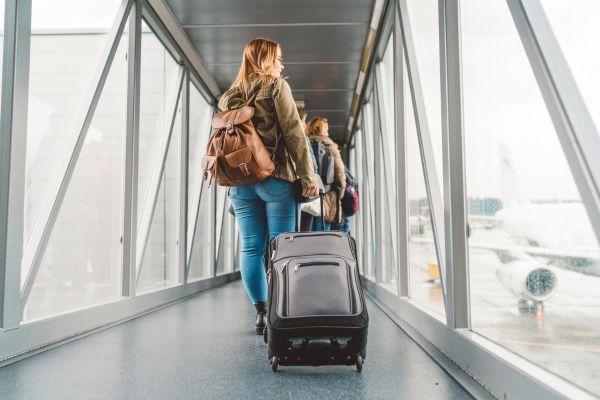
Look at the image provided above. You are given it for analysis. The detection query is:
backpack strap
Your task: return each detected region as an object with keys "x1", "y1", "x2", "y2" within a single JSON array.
[{"x1": 243, "y1": 87, "x2": 260, "y2": 107}]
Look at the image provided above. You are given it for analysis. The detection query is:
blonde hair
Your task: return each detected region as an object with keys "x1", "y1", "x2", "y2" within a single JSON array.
[
  {"x1": 231, "y1": 37, "x2": 281, "y2": 98},
  {"x1": 307, "y1": 117, "x2": 329, "y2": 137}
]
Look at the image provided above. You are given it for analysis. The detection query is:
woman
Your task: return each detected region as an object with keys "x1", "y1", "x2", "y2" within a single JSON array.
[
  {"x1": 306, "y1": 117, "x2": 346, "y2": 231},
  {"x1": 218, "y1": 38, "x2": 319, "y2": 334}
]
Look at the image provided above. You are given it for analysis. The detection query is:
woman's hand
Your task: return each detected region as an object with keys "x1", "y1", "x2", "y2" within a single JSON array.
[{"x1": 302, "y1": 183, "x2": 319, "y2": 198}]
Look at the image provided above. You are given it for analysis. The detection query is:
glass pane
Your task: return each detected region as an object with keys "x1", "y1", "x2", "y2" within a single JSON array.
[
  {"x1": 462, "y1": 0, "x2": 600, "y2": 395},
  {"x1": 24, "y1": 0, "x2": 122, "y2": 266},
  {"x1": 405, "y1": 0, "x2": 443, "y2": 182},
  {"x1": 23, "y1": 31, "x2": 127, "y2": 320},
  {"x1": 137, "y1": 97, "x2": 181, "y2": 294},
  {"x1": 406, "y1": 60, "x2": 445, "y2": 317},
  {"x1": 541, "y1": 0, "x2": 600, "y2": 132},
  {"x1": 138, "y1": 22, "x2": 179, "y2": 231}
]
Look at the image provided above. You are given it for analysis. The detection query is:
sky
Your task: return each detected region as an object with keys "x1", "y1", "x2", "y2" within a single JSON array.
[{"x1": 395, "y1": 0, "x2": 600, "y2": 201}]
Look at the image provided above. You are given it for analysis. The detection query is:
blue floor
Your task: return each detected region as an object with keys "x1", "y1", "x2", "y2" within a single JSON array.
[{"x1": 0, "y1": 280, "x2": 473, "y2": 399}]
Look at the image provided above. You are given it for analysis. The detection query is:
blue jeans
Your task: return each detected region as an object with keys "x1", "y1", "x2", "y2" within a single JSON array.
[
  {"x1": 331, "y1": 215, "x2": 351, "y2": 233},
  {"x1": 228, "y1": 177, "x2": 295, "y2": 304}
]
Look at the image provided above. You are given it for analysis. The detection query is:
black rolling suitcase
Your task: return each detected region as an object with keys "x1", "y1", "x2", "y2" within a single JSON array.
[{"x1": 264, "y1": 195, "x2": 369, "y2": 372}]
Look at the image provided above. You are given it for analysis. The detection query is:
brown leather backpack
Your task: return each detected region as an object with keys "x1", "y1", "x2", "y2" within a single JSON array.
[{"x1": 201, "y1": 91, "x2": 276, "y2": 187}]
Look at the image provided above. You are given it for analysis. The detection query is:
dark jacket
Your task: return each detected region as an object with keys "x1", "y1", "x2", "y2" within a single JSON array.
[{"x1": 218, "y1": 78, "x2": 317, "y2": 190}]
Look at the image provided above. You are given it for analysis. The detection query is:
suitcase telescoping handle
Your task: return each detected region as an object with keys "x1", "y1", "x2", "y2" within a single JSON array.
[{"x1": 294, "y1": 189, "x2": 325, "y2": 232}]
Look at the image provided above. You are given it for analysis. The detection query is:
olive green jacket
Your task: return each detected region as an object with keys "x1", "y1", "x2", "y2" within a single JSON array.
[{"x1": 218, "y1": 78, "x2": 317, "y2": 190}]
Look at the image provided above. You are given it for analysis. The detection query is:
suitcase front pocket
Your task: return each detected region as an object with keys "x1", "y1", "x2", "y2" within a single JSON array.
[{"x1": 284, "y1": 257, "x2": 354, "y2": 317}]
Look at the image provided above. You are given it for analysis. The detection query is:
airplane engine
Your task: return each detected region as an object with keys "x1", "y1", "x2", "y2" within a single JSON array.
[{"x1": 495, "y1": 261, "x2": 557, "y2": 302}]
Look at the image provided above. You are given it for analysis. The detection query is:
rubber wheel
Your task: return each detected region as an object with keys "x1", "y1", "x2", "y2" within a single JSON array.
[
  {"x1": 270, "y1": 356, "x2": 279, "y2": 372},
  {"x1": 355, "y1": 355, "x2": 363, "y2": 372}
]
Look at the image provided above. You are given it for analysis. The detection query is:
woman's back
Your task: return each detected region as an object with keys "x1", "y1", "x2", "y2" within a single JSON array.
[{"x1": 219, "y1": 77, "x2": 315, "y2": 189}]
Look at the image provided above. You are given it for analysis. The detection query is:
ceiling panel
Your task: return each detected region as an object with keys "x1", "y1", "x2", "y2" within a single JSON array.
[
  {"x1": 292, "y1": 90, "x2": 353, "y2": 110},
  {"x1": 282, "y1": 63, "x2": 360, "y2": 91},
  {"x1": 164, "y1": 0, "x2": 374, "y2": 145},
  {"x1": 184, "y1": 25, "x2": 367, "y2": 64},
  {"x1": 167, "y1": 0, "x2": 373, "y2": 26}
]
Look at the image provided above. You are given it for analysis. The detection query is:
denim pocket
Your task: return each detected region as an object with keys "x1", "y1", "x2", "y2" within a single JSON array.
[{"x1": 262, "y1": 177, "x2": 291, "y2": 196}]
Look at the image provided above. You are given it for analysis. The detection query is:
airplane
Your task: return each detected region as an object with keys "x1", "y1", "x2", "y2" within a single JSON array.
[
  {"x1": 410, "y1": 143, "x2": 600, "y2": 316},
  {"x1": 471, "y1": 143, "x2": 600, "y2": 314}
]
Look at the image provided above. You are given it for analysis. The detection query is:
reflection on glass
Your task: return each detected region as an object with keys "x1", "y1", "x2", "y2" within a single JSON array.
[
  {"x1": 541, "y1": 0, "x2": 600, "y2": 132},
  {"x1": 137, "y1": 98, "x2": 181, "y2": 294},
  {"x1": 462, "y1": 0, "x2": 600, "y2": 395},
  {"x1": 406, "y1": 62, "x2": 445, "y2": 317},
  {"x1": 186, "y1": 84, "x2": 213, "y2": 281},
  {"x1": 23, "y1": 32, "x2": 127, "y2": 320},
  {"x1": 23, "y1": 0, "x2": 122, "y2": 272}
]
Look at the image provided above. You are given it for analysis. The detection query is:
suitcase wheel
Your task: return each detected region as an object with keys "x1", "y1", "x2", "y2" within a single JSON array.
[
  {"x1": 355, "y1": 355, "x2": 363, "y2": 372},
  {"x1": 270, "y1": 356, "x2": 279, "y2": 372}
]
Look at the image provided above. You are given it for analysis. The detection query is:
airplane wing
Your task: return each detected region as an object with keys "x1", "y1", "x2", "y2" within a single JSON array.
[{"x1": 410, "y1": 237, "x2": 600, "y2": 277}]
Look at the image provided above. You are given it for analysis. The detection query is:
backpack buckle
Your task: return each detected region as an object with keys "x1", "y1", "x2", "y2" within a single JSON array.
[
  {"x1": 239, "y1": 162, "x2": 249, "y2": 176},
  {"x1": 225, "y1": 121, "x2": 234, "y2": 134}
]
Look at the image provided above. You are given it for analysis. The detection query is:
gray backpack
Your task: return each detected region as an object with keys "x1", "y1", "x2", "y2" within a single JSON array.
[{"x1": 310, "y1": 139, "x2": 335, "y2": 192}]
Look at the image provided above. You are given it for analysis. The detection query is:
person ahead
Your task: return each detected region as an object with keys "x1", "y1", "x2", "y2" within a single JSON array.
[
  {"x1": 306, "y1": 117, "x2": 346, "y2": 231},
  {"x1": 218, "y1": 38, "x2": 319, "y2": 334}
]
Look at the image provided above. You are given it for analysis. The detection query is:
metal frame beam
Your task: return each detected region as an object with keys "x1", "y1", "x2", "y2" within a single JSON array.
[
  {"x1": 372, "y1": 86, "x2": 383, "y2": 284},
  {"x1": 397, "y1": 0, "x2": 447, "y2": 308},
  {"x1": 1, "y1": 0, "x2": 31, "y2": 329},
  {"x1": 20, "y1": 0, "x2": 134, "y2": 309},
  {"x1": 393, "y1": 1, "x2": 409, "y2": 297},
  {"x1": 439, "y1": 0, "x2": 470, "y2": 329},
  {"x1": 122, "y1": 0, "x2": 142, "y2": 298},
  {"x1": 135, "y1": 66, "x2": 185, "y2": 281},
  {"x1": 179, "y1": 71, "x2": 189, "y2": 284},
  {"x1": 506, "y1": 0, "x2": 600, "y2": 248}
]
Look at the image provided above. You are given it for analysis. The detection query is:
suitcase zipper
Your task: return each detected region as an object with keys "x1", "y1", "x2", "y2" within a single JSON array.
[{"x1": 293, "y1": 261, "x2": 340, "y2": 272}]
